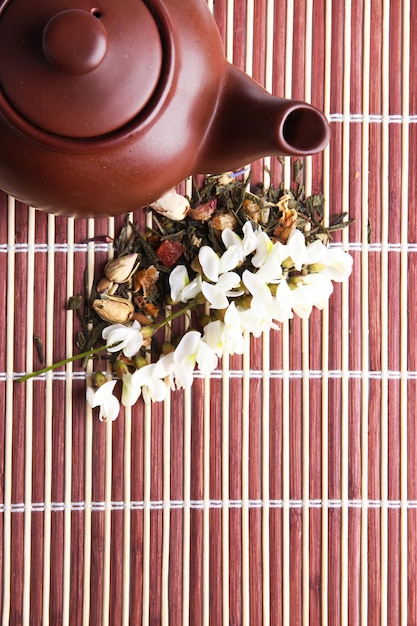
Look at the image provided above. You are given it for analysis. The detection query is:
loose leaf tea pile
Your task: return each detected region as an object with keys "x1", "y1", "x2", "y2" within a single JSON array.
[{"x1": 21, "y1": 163, "x2": 354, "y2": 420}]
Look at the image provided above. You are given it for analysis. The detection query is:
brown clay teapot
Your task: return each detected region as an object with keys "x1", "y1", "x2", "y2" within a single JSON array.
[{"x1": 0, "y1": 0, "x2": 330, "y2": 217}]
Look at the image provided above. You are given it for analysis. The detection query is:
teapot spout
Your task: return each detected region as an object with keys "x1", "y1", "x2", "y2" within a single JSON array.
[{"x1": 193, "y1": 64, "x2": 330, "y2": 174}]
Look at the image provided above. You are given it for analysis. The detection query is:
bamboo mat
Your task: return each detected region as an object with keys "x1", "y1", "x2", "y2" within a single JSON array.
[{"x1": 0, "y1": 0, "x2": 416, "y2": 624}]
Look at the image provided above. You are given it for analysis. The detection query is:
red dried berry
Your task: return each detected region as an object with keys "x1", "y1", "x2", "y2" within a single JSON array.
[{"x1": 156, "y1": 239, "x2": 184, "y2": 268}]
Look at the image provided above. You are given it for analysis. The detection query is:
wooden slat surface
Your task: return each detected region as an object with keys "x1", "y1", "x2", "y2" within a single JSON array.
[{"x1": 0, "y1": 1, "x2": 416, "y2": 624}]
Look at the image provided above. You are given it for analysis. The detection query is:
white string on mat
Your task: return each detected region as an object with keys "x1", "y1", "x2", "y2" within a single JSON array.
[
  {"x1": 360, "y1": 0, "x2": 371, "y2": 621},
  {"x1": 63, "y1": 217, "x2": 75, "y2": 626},
  {"x1": 3, "y1": 497, "x2": 417, "y2": 513},
  {"x1": 400, "y1": 2, "x2": 410, "y2": 623},
  {"x1": 22, "y1": 206, "x2": 35, "y2": 626}
]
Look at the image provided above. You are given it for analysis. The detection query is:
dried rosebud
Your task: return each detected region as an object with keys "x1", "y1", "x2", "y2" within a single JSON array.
[
  {"x1": 151, "y1": 189, "x2": 190, "y2": 221},
  {"x1": 96, "y1": 277, "x2": 113, "y2": 294},
  {"x1": 188, "y1": 200, "x2": 217, "y2": 222},
  {"x1": 93, "y1": 296, "x2": 135, "y2": 324},
  {"x1": 104, "y1": 253, "x2": 138, "y2": 284},
  {"x1": 210, "y1": 212, "x2": 237, "y2": 232}
]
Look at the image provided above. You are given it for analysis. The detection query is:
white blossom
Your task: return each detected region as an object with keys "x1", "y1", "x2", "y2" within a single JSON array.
[
  {"x1": 203, "y1": 302, "x2": 246, "y2": 356},
  {"x1": 314, "y1": 246, "x2": 353, "y2": 281},
  {"x1": 169, "y1": 265, "x2": 202, "y2": 303},
  {"x1": 102, "y1": 320, "x2": 143, "y2": 358},
  {"x1": 160, "y1": 331, "x2": 218, "y2": 389},
  {"x1": 201, "y1": 271, "x2": 242, "y2": 309},
  {"x1": 221, "y1": 221, "x2": 258, "y2": 262},
  {"x1": 198, "y1": 245, "x2": 239, "y2": 282},
  {"x1": 86, "y1": 380, "x2": 120, "y2": 421},
  {"x1": 283, "y1": 229, "x2": 326, "y2": 270},
  {"x1": 129, "y1": 363, "x2": 169, "y2": 404}
]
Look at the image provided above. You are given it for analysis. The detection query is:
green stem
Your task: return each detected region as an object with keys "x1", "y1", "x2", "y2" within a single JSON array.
[
  {"x1": 151, "y1": 297, "x2": 204, "y2": 331},
  {"x1": 17, "y1": 343, "x2": 116, "y2": 383}
]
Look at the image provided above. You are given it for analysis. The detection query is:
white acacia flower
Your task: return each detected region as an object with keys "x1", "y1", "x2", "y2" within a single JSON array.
[
  {"x1": 125, "y1": 363, "x2": 169, "y2": 404},
  {"x1": 160, "y1": 331, "x2": 218, "y2": 389},
  {"x1": 203, "y1": 302, "x2": 246, "y2": 356},
  {"x1": 86, "y1": 379, "x2": 120, "y2": 421},
  {"x1": 102, "y1": 320, "x2": 144, "y2": 358},
  {"x1": 198, "y1": 246, "x2": 239, "y2": 282},
  {"x1": 254, "y1": 241, "x2": 285, "y2": 283},
  {"x1": 283, "y1": 229, "x2": 326, "y2": 271},
  {"x1": 251, "y1": 230, "x2": 274, "y2": 268},
  {"x1": 202, "y1": 271, "x2": 242, "y2": 309},
  {"x1": 221, "y1": 221, "x2": 258, "y2": 262},
  {"x1": 272, "y1": 279, "x2": 294, "y2": 322},
  {"x1": 169, "y1": 265, "x2": 202, "y2": 303},
  {"x1": 242, "y1": 269, "x2": 272, "y2": 304},
  {"x1": 290, "y1": 273, "x2": 334, "y2": 318},
  {"x1": 121, "y1": 371, "x2": 142, "y2": 407},
  {"x1": 237, "y1": 301, "x2": 279, "y2": 337},
  {"x1": 314, "y1": 247, "x2": 353, "y2": 281}
]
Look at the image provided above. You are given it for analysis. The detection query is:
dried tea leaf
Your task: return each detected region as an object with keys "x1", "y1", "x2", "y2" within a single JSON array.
[
  {"x1": 67, "y1": 295, "x2": 83, "y2": 310},
  {"x1": 33, "y1": 335, "x2": 45, "y2": 365}
]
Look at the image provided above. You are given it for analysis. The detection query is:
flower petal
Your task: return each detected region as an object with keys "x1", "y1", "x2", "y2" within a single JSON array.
[
  {"x1": 242, "y1": 269, "x2": 272, "y2": 303},
  {"x1": 202, "y1": 282, "x2": 230, "y2": 309},
  {"x1": 170, "y1": 265, "x2": 191, "y2": 303},
  {"x1": 199, "y1": 246, "x2": 220, "y2": 282}
]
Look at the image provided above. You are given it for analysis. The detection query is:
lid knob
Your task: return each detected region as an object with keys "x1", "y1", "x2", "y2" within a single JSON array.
[{"x1": 42, "y1": 9, "x2": 108, "y2": 75}]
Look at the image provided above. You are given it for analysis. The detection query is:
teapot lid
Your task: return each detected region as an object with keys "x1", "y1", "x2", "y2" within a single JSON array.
[{"x1": 0, "y1": 0, "x2": 163, "y2": 138}]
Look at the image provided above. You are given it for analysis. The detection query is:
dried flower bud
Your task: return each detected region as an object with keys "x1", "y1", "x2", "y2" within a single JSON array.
[
  {"x1": 273, "y1": 207, "x2": 298, "y2": 243},
  {"x1": 151, "y1": 189, "x2": 190, "y2": 221},
  {"x1": 104, "y1": 253, "x2": 138, "y2": 284},
  {"x1": 210, "y1": 212, "x2": 237, "y2": 232},
  {"x1": 96, "y1": 277, "x2": 113, "y2": 294},
  {"x1": 188, "y1": 200, "x2": 217, "y2": 222},
  {"x1": 93, "y1": 296, "x2": 135, "y2": 324},
  {"x1": 133, "y1": 265, "x2": 160, "y2": 297},
  {"x1": 217, "y1": 173, "x2": 235, "y2": 186},
  {"x1": 113, "y1": 360, "x2": 129, "y2": 379},
  {"x1": 93, "y1": 371, "x2": 108, "y2": 387},
  {"x1": 134, "y1": 355, "x2": 148, "y2": 369},
  {"x1": 242, "y1": 198, "x2": 262, "y2": 223},
  {"x1": 277, "y1": 193, "x2": 293, "y2": 212}
]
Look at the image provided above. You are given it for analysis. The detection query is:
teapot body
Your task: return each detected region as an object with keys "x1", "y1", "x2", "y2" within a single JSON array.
[{"x1": 0, "y1": 0, "x2": 330, "y2": 217}]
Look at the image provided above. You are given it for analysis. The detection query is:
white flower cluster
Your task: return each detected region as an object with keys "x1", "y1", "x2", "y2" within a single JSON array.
[{"x1": 87, "y1": 221, "x2": 353, "y2": 420}]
